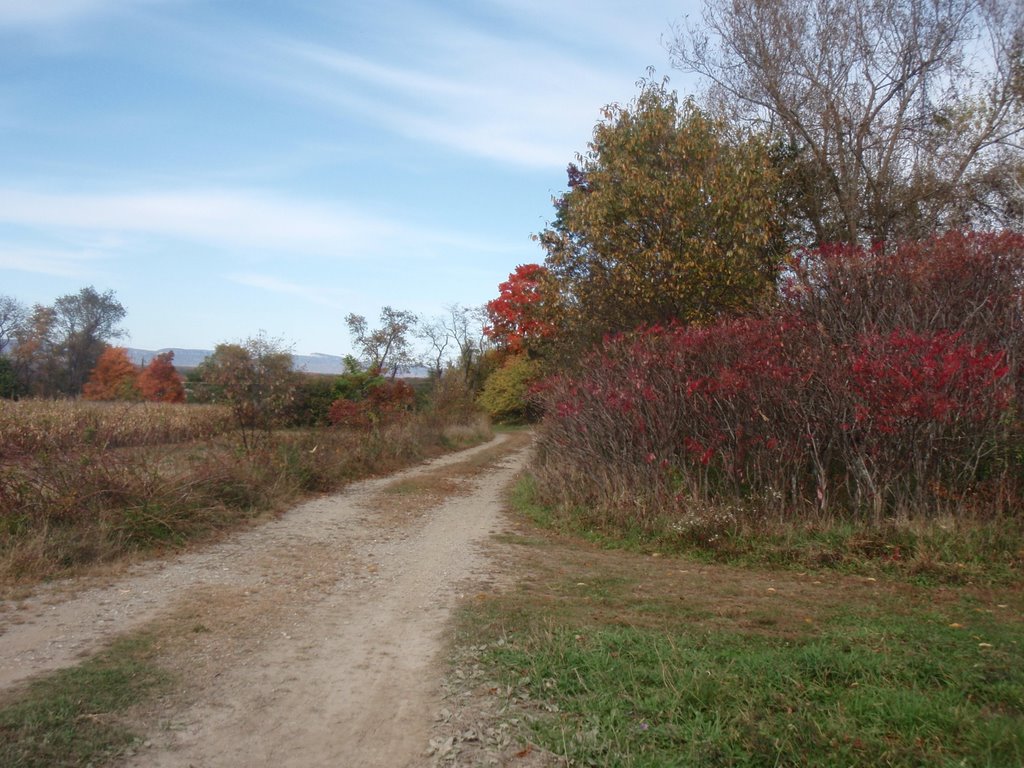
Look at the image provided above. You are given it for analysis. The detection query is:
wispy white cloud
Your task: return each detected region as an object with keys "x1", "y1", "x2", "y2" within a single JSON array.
[
  {"x1": 266, "y1": 34, "x2": 616, "y2": 169},
  {"x1": 192, "y1": 0, "x2": 667, "y2": 172},
  {"x1": 0, "y1": 0, "x2": 108, "y2": 27},
  {"x1": 0, "y1": 243, "x2": 106, "y2": 277},
  {"x1": 227, "y1": 272, "x2": 342, "y2": 308},
  {"x1": 131, "y1": 1, "x2": 682, "y2": 170},
  {"x1": 0, "y1": 187, "x2": 390, "y2": 258},
  {"x1": 0, "y1": 0, "x2": 170, "y2": 29},
  {"x1": 0, "y1": 186, "x2": 523, "y2": 262},
  {"x1": 483, "y1": 0, "x2": 681, "y2": 61}
]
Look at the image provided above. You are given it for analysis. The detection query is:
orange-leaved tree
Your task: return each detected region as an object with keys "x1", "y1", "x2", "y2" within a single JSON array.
[
  {"x1": 138, "y1": 351, "x2": 185, "y2": 403},
  {"x1": 82, "y1": 346, "x2": 140, "y2": 401}
]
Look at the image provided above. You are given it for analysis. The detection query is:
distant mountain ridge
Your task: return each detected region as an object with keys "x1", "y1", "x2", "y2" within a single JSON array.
[
  {"x1": 125, "y1": 348, "x2": 428, "y2": 378},
  {"x1": 125, "y1": 348, "x2": 350, "y2": 375}
]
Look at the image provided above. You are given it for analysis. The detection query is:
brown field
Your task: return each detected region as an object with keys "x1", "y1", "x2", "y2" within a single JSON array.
[
  {"x1": 0, "y1": 399, "x2": 492, "y2": 589},
  {"x1": 0, "y1": 399, "x2": 235, "y2": 457}
]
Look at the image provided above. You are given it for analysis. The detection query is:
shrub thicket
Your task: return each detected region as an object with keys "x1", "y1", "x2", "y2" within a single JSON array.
[
  {"x1": 477, "y1": 354, "x2": 542, "y2": 424},
  {"x1": 534, "y1": 232, "x2": 1024, "y2": 528}
]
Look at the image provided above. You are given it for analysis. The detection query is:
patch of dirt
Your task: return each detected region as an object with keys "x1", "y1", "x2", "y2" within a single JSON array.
[
  {"x1": 424, "y1": 638, "x2": 564, "y2": 768},
  {"x1": 0, "y1": 431, "x2": 540, "y2": 767}
]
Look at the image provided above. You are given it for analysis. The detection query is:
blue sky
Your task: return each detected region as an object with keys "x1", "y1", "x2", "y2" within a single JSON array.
[{"x1": 0, "y1": 0, "x2": 699, "y2": 356}]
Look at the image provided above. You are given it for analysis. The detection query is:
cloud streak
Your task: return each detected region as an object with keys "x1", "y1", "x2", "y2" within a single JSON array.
[
  {"x1": 0, "y1": 186, "x2": 523, "y2": 262},
  {"x1": 0, "y1": 187, "x2": 395, "y2": 257},
  {"x1": 0, "y1": 0, "x2": 171, "y2": 29},
  {"x1": 268, "y1": 38, "x2": 613, "y2": 169},
  {"x1": 208, "y1": 3, "x2": 659, "y2": 171},
  {"x1": 0, "y1": 243, "x2": 106, "y2": 278},
  {"x1": 227, "y1": 272, "x2": 343, "y2": 308}
]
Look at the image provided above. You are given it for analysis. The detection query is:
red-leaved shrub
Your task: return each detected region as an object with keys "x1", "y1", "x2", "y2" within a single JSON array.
[
  {"x1": 534, "y1": 232, "x2": 1024, "y2": 527},
  {"x1": 327, "y1": 378, "x2": 416, "y2": 430}
]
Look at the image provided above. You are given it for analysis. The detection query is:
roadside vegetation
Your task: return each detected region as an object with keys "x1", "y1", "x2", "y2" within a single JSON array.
[
  {"x1": 458, "y1": 518, "x2": 1023, "y2": 767},
  {"x1": 0, "y1": 396, "x2": 490, "y2": 588},
  {"x1": 0, "y1": 309, "x2": 494, "y2": 589},
  {"x1": 460, "y1": 0, "x2": 1024, "y2": 764},
  {"x1": 476, "y1": 0, "x2": 1024, "y2": 575},
  {"x1": 0, "y1": 633, "x2": 169, "y2": 768}
]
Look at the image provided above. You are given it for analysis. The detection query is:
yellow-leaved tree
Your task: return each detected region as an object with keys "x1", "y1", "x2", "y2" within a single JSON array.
[{"x1": 538, "y1": 77, "x2": 784, "y2": 359}]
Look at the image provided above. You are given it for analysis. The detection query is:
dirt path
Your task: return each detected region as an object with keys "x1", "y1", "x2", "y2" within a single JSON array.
[{"x1": 0, "y1": 432, "x2": 532, "y2": 767}]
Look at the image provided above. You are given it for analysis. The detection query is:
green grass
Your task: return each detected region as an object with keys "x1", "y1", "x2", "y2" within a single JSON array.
[
  {"x1": 0, "y1": 633, "x2": 170, "y2": 767},
  {"x1": 485, "y1": 609, "x2": 1023, "y2": 767},
  {"x1": 458, "y1": 479, "x2": 1024, "y2": 767},
  {"x1": 513, "y1": 475, "x2": 1024, "y2": 586}
]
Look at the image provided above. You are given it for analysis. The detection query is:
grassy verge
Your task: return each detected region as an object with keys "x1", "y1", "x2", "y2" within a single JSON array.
[
  {"x1": 456, "y1": 481, "x2": 1024, "y2": 767},
  {"x1": 512, "y1": 475, "x2": 1023, "y2": 587},
  {"x1": 0, "y1": 633, "x2": 169, "y2": 767}
]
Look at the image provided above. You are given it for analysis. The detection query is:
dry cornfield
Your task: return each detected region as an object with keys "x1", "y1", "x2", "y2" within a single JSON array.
[
  {"x1": 0, "y1": 399, "x2": 492, "y2": 588},
  {"x1": 0, "y1": 399, "x2": 234, "y2": 458}
]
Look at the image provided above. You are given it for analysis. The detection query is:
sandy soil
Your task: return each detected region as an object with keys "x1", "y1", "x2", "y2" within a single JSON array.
[{"x1": 0, "y1": 432, "x2": 535, "y2": 768}]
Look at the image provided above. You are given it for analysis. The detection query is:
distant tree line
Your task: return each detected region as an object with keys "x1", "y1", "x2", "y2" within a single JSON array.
[
  {"x1": 0, "y1": 287, "x2": 128, "y2": 399},
  {"x1": 0, "y1": 286, "x2": 495, "y2": 403},
  {"x1": 0, "y1": 287, "x2": 497, "y2": 441}
]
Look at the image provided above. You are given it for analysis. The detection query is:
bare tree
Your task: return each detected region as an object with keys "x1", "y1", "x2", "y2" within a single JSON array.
[
  {"x1": 446, "y1": 304, "x2": 491, "y2": 388},
  {"x1": 417, "y1": 315, "x2": 452, "y2": 380},
  {"x1": 52, "y1": 286, "x2": 128, "y2": 394},
  {"x1": 670, "y1": 0, "x2": 1024, "y2": 244},
  {"x1": 345, "y1": 307, "x2": 419, "y2": 378},
  {"x1": 0, "y1": 295, "x2": 27, "y2": 355},
  {"x1": 416, "y1": 304, "x2": 490, "y2": 385}
]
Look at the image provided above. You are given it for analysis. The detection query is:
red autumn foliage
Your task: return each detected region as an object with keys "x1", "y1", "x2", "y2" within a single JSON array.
[
  {"x1": 484, "y1": 263, "x2": 554, "y2": 352},
  {"x1": 533, "y1": 232, "x2": 1024, "y2": 525},
  {"x1": 137, "y1": 351, "x2": 185, "y2": 403},
  {"x1": 848, "y1": 331, "x2": 1010, "y2": 433},
  {"x1": 327, "y1": 378, "x2": 415, "y2": 430},
  {"x1": 327, "y1": 398, "x2": 373, "y2": 430},
  {"x1": 783, "y1": 231, "x2": 1024, "y2": 370}
]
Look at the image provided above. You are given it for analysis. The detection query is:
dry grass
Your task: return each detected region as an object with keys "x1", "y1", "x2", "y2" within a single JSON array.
[
  {"x1": 366, "y1": 429, "x2": 531, "y2": 523},
  {"x1": 0, "y1": 403, "x2": 494, "y2": 589},
  {"x1": 0, "y1": 400, "x2": 234, "y2": 457}
]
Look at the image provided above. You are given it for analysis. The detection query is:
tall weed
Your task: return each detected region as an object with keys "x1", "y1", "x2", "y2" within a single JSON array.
[{"x1": 0, "y1": 408, "x2": 492, "y2": 586}]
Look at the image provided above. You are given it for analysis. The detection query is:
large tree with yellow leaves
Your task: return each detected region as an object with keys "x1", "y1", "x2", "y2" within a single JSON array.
[{"x1": 538, "y1": 78, "x2": 784, "y2": 359}]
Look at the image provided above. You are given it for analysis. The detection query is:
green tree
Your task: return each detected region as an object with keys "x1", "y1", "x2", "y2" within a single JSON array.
[
  {"x1": 538, "y1": 78, "x2": 783, "y2": 359},
  {"x1": 197, "y1": 334, "x2": 298, "y2": 451},
  {"x1": 670, "y1": 0, "x2": 1024, "y2": 244},
  {"x1": 52, "y1": 287, "x2": 127, "y2": 394},
  {"x1": 0, "y1": 356, "x2": 17, "y2": 399}
]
